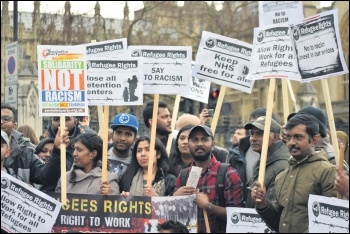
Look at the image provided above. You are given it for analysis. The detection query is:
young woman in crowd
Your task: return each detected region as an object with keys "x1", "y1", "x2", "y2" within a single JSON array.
[
  {"x1": 35, "y1": 137, "x2": 54, "y2": 164},
  {"x1": 55, "y1": 132, "x2": 119, "y2": 195},
  {"x1": 169, "y1": 124, "x2": 195, "y2": 176},
  {"x1": 17, "y1": 124, "x2": 39, "y2": 145},
  {"x1": 119, "y1": 135, "x2": 176, "y2": 197}
]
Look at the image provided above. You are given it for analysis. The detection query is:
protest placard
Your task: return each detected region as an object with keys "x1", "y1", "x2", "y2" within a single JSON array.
[
  {"x1": 226, "y1": 207, "x2": 274, "y2": 233},
  {"x1": 259, "y1": 1, "x2": 304, "y2": 26},
  {"x1": 1, "y1": 173, "x2": 61, "y2": 233},
  {"x1": 128, "y1": 46, "x2": 192, "y2": 95},
  {"x1": 182, "y1": 62, "x2": 211, "y2": 103},
  {"x1": 85, "y1": 38, "x2": 127, "y2": 59},
  {"x1": 248, "y1": 24, "x2": 301, "y2": 81},
  {"x1": 192, "y1": 31, "x2": 254, "y2": 94},
  {"x1": 308, "y1": 194, "x2": 349, "y2": 233},
  {"x1": 37, "y1": 45, "x2": 88, "y2": 116},
  {"x1": 290, "y1": 9, "x2": 349, "y2": 82}
]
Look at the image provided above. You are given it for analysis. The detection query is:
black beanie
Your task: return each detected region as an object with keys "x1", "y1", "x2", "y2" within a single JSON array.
[{"x1": 287, "y1": 106, "x2": 328, "y2": 138}]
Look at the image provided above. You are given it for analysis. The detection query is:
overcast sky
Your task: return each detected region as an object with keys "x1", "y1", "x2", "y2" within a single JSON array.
[{"x1": 3, "y1": 1, "x2": 333, "y2": 20}]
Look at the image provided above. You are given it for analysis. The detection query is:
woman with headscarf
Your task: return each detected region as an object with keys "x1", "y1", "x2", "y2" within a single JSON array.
[
  {"x1": 55, "y1": 132, "x2": 119, "y2": 195},
  {"x1": 119, "y1": 135, "x2": 176, "y2": 197}
]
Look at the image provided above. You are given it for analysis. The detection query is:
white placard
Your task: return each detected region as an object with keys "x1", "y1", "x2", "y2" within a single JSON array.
[
  {"x1": 290, "y1": 9, "x2": 349, "y2": 82},
  {"x1": 259, "y1": 1, "x2": 304, "y2": 26},
  {"x1": 192, "y1": 31, "x2": 254, "y2": 93},
  {"x1": 85, "y1": 58, "x2": 143, "y2": 105},
  {"x1": 247, "y1": 24, "x2": 301, "y2": 81},
  {"x1": 308, "y1": 194, "x2": 349, "y2": 233},
  {"x1": 186, "y1": 166, "x2": 202, "y2": 188},
  {"x1": 182, "y1": 62, "x2": 211, "y2": 103},
  {"x1": 128, "y1": 46, "x2": 192, "y2": 95},
  {"x1": 1, "y1": 172, "x2": 62, "y2": 233},
  {"x1": 226, "y1": 207, "x2": 275, "y2": 233}
]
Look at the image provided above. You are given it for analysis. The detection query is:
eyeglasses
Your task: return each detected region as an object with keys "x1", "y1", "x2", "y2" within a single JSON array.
[
  {"x1": 1, "y1": 115, "x2": 14, "y2": 122},
  {"x1": 52, "y1": 117, "x2": 71, "y2": 121}
]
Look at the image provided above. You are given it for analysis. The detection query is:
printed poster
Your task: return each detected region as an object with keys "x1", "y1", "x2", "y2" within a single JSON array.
[
  {"x1": 308, "y1": 194, "x2": 349, "y2": 233},
  {"x1": 259, "y1": 1, "x2": 304, "y2": 26},
  {"x1": 1, "y1": 173, "x2": 61, "y2": 233},
  {"x1": 192, "y1": 31, "x2": 254, "y2": 93},
  {"x1": 86, "y1": 38, "x2": 127, "y2": 59},
  {"x1": 248, "y1": 24, "x2": 301, "y2": 81},
  {"x1": 182, "y1": 62, "x2": 211, "y2": 103},
  {"x1": 128, "y1": 46, "x2": 192, "y2": 95},
  {"x1": 85, "y1": 58, "x2": 143, "y2": 105},
  {"x1": 226, "y1": 207, "x2": 275, "y2": 233},
  {"x1": 290, "y1": 9, "x2": 349, "y2": 82},
  {"x1": 37, "y1": 45, "x2": 88, "y2": 116}
]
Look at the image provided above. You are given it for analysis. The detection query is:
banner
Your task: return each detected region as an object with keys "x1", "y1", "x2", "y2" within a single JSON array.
[
  {"x1": 49, "y1": 193, "x2": 197, "y2": 233},
  {"x1": 1, "y1": 173, "x2": 61, "y2": 233}
]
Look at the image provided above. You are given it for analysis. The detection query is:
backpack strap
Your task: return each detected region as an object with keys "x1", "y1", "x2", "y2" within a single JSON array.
[
  {"x1": 179, "y1": 167, "x2": 190, "y2": 187},
  {"x1": 215, "y1": 163, "x2": 230, "y2": 207}
]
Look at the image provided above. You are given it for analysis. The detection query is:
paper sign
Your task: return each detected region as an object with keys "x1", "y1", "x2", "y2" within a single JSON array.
[{"x1": 186, "y1": 166, "x2": 202, "y2": 188}]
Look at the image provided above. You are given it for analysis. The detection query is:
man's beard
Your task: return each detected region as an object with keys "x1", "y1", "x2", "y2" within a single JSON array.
[
  {"x1": 191, "y1": 149, "x2": 211, "y2": 162},
  {"x1": 157, "y1": 126, "x2": 171, "y2": 136}
]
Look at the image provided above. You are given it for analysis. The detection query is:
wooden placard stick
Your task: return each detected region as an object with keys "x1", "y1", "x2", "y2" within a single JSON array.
[
  {"x1": 321, "y1": 79, "x2": 339, "y2": 163},
  {"x1": 101, "y1": 106, "x2": 109, "y2": 182},
  {"x1": 257, "y1": 78, "x2": 276, "y2": 202},
  {"x1": 281, "y1": 79, "x2": 290, "y2": 124},
  {"x1": 203, "y1": 210, "x2": 211, "y2": 233},
  {"x1": 60, "y1": 117, "x2": 67, "y2": 205},
  {"x1": 166, "y1": 94, "x2": 181, "y2": 156},
  {"x1": 210, "y1": 86, "x2": 226, "y2": 134},
  {"x1": 147, "y1": 94, "x2": 160, "y2": 186}
]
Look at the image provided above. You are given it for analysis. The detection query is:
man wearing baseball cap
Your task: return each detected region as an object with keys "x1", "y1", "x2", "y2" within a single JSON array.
[
  {"x1": 108, "y1": 113, "x2": 139, "y2": 178},
  {"x1": 244, "y1": 116, "x2": 290, "y2": 208},
  {"x1": 1, "y1": 130, "x2": 10, "y2": 172},
  {"x1": 174, "y1": 124, "x2": 243, "y2": 233}
]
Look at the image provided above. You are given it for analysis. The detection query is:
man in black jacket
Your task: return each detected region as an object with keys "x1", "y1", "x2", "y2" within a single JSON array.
[{"x1": 1, "y1": 103, "x2": 63, "y2": 187}]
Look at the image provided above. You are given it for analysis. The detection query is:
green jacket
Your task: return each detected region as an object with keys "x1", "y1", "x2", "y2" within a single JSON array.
[
  {"x1": 256, "y1": 149, "x2": 336, "y2": 233},
  {"x1": 246, "y1": 141, "x2": 290, "y2": 208}
]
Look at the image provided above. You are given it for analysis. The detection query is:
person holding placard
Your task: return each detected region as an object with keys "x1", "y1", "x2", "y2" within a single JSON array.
[
  {"x1": 244, "y1": 116, "x2": 290, "y2": 208},
  {"x1": 1, "y1": 103, "x2": 62, "y2": 187},
  {"x1": 55, "y1": 132, "x2": 119, "y2": 195},
  {"x1": 252, "y1": 113, "x2": 336, "y2": 233},
  {"x1": 174, "y1": 124, "x2": 243, "y2": 233},
  {"x1": 119, "y1": 136, "x2": 176, "y2": 197}
]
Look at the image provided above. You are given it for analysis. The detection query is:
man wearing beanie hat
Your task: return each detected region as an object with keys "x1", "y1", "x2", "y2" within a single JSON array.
[
  {"x1": 287, "y1": 106, "x2": 336, "y2": 164},
  {"x1": 244, "y1": 117, "x2": 290, "y2": 208},
  {"x1": 108, "y1": 113, "x2": 139, "y2": 178},
  {"x1": 1, "y1": 130, "x2": 10, "y2": 172}
]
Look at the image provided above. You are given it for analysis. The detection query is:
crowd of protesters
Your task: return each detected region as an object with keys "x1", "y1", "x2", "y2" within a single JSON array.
[{"x1": 1, "y1": 101, "x2": 349, "y2": 233}]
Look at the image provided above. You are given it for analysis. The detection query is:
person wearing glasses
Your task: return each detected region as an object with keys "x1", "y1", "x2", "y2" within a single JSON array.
[
  {"x1": 1, "y1": 103, "x2": 64, "y2": 187},
  {"x1": 243, "y1": 116, "x2": 290, "y2": 208},
  {"x1": 251, "y1": 113, "x2": 336, "y2": 233}
]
